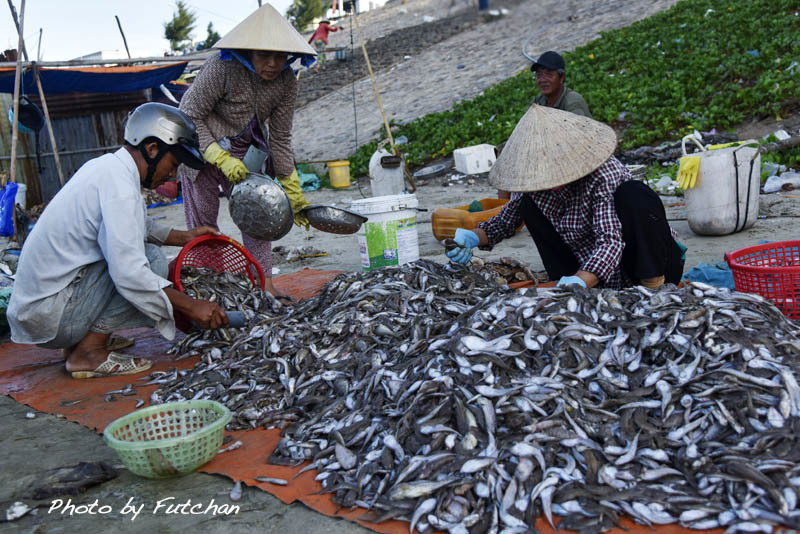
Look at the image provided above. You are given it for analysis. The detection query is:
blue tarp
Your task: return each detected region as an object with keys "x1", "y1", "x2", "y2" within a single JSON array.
[
  {"x1": 0, "y1": 62, "x2": 188, "y2": 95},
  {"x1": 147, "y1": 196, "x2": 184, "y2": 210},
  {"x1": 682, "y1": 261, "x2": 736, "y2": 290}
]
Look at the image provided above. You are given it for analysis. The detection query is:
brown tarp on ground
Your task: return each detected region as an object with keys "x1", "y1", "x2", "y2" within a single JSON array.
[{"x1": 0, "y1": 268, "x2": 722, "y2": 534}]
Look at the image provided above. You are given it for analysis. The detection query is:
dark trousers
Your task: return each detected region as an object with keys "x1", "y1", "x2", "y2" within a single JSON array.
[{"x1": 520, "y1": 181, "x2": 684, "y2": 285}]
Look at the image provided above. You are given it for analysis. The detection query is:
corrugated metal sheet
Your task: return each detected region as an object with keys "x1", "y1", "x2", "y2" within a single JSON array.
[
  {"x1": 0, "y1": 91, "x2": 150, "y2": 205},
  {"x1": 25, "y1": 91, "x2": 148, "y2": 118}
]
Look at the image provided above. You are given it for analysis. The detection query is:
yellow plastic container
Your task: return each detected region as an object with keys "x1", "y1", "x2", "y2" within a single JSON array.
[
  {"x1": 432, "y1": 198, "x2": 523, "y2": 241},
  {"x1": 328, "y1": 160, "x2": 351, "y2": 188}
]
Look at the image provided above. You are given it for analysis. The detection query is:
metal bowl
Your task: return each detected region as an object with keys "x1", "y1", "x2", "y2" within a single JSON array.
[
  {"x1": 304, "y1": 204, "x2": 367, "y2": 234},
  {"x1": 228, "y1": 173, "x2": 294, "y2": 241},
  {"x1": 413, "y1": 162, "x2": 449, "y2": 180}
]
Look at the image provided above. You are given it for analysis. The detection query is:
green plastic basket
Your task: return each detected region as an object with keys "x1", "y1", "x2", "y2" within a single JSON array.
[{"x1": 103, "y1": 400, "x2": 231, "y2": 479}]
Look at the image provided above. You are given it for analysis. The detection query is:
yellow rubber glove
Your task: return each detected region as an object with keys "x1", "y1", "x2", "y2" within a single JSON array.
[
  {"x1": 707, "y1": 142, "x2": 742, "y2": 150},
  {"x1": 677, "y1": 156, "x2": 701, "y2": 190},
  {"x1": 203, "y1": 142, "x2": 248, "y2": 184},
  {"x1": 277, "y1": 169, "x2": 310, "y2": 229}
]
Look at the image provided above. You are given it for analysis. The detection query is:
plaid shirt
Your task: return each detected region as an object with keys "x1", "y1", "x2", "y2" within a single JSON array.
[{"x1": 479, "y1": 156, "x2": 647, "y2": 289}]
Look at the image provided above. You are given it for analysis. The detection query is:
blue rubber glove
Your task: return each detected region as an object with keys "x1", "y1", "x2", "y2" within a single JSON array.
[
  {"x1": 675, "y1": 239, "x2": 688, "y2": 262},
  {"x1": 446, "y1": 228, "x2": 480, "y2": 265},
  {"x1": 557, "y1": 275, "x2": 587, "y2": 288}
]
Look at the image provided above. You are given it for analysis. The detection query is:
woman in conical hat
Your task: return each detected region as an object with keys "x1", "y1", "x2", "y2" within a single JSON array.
[
  {"x1": 178, "y1": 4, "x2": 317, "y2": 300},
  {"x1": 447, "y1": 106, "x2": 686, "y2": 290}
]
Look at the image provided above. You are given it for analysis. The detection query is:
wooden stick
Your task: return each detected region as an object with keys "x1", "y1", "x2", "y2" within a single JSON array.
[
  {"x1": 0, "y1": 144, "x2": 120, "y2": 161},
  {"x1": 352, "y1": 10, "x2": 396, "y2": 154},
  {"x1": 8, "y1": 2, "x2": 66, "y2": 189},
  {"x1": 0, "y1": 55, "x2": 195, "y2": 68},
  {"x1": 353, "y1": 11, "x2": 417, "y2": 193},
  {"x1": 8, "y1": 0, "x2": 26, "y2": 240},
  {"x1": 115, "y1": 15, "x2": 132, "y2": 59},
  {"x1": 9, "y1": 0, "x2": 25, "y2": 186},
  {"x1": 33, "y1": 64, "x2": 65, "y2": 186},
  {"x1": 351, "y1": 10, "x2": 416, "y2": 192}
]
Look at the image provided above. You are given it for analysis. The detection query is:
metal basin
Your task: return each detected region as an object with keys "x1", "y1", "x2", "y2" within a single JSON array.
[
  {"x1": 304, "y1": 204, "x2": 367, "y2": 234},
  {"x1": 228, "y1": 173, "x2": 294, "y2": 241}
]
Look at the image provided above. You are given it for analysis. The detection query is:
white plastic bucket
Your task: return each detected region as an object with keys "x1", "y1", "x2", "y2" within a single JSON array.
[
  {"x1": 350, "y1": 193, "x2": 419, "y2": 271},
  {"x1": 14, "y1": 182, "x2": 26, "y2": 210},
  {"x1": 683, "y1": 137, "x2": 761, "y2": 236}
]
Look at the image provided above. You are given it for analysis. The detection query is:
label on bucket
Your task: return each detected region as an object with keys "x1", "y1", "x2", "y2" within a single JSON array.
[{"x1": 358, "y1": 216, "x2": 419, "y2": 271}]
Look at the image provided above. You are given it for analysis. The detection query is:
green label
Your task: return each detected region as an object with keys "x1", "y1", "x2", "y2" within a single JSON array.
[{"x1": 359, "y1": 216, "x2": 418, "y2": 271}]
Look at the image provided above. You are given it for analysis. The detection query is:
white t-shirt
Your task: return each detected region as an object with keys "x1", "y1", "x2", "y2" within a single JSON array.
[{"x1": 8, "y1": 148, "x2": 176, "y2": 343}]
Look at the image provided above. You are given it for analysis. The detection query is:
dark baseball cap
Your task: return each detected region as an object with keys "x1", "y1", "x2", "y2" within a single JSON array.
[{"x1": 530, "y1": 51, "x2": 565, "y2": 72}]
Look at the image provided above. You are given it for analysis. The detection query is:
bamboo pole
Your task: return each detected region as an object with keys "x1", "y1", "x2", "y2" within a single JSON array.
[
  {"x1": 0, "y1": 144, "x2": 121, "y2": 161},
  {"x1": 0, "y1": 56, "x2": 196, "y2": 68},
  {"x1": 8, "y1": 0, "x2": 66, "y2": 187},
  {"x1": 115, "y1": 16, "x2": 132, "y2": 59},
  {"x1": 352, "y1": 11, "x2": 395, "y2": 154},
  {"x1": 33, "y1": 64, "x2": 65, "y2": 186},
  {"x1": 352, "y1": 10, "x2": 416, "y2": 191},
  {"x1": 8, "y1": 0, "x2": 25, "y2": 186},
  {"x1": 8, "y1": 0, "x2": 25, "y2": 240}
]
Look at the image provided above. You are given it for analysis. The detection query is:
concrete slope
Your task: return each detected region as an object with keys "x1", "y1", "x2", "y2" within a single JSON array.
[
  {"x1": 323, "y1": 0, "x2": 474, "y2": 48},
  {"x1": 292, "y1": 0, "x2": 679, "y2": 163}
]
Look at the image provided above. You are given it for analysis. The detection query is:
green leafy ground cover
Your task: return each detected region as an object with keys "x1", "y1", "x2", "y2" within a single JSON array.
[{"x1": 349, "y1": 0, "x2": 800, "y2": 177}]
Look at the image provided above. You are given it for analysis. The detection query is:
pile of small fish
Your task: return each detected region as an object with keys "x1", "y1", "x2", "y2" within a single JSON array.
[
  {"x1": 149, "y1": 260, "x2": 800, "y2": 533},
  {"x1": 173, "y1": 266, "x2": 283, "y2": 347}
]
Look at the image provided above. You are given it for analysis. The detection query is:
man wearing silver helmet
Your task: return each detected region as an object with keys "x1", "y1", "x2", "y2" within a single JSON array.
[
  {"x1": 8, "y1": 103, "x2": 228, "y2": 379},
  {"x1": 178, "y1": 4, "x2": 317, "y2": 301}
]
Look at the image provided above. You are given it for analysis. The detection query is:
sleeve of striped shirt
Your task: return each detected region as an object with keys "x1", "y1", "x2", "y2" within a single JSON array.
[
  {"x1": 581, "y1": 165, "x2": 626, "y2": 282},
  {"x1": 477, "y1": 194, "x2": 524, "y2": 249}
]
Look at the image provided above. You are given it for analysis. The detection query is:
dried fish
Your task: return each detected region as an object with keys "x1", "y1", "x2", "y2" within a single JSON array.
[
  {"x1": 219, "y1": 440, "x2": 243, "y2": 454},
  {"x1": 138, "y1": 260, "x2": 800, "y2": 532},
  {"x1": 255, "y1": 476, "x2": 288, "y2": 486},
  {"x1": 229, "y1": 480, "x2": 242, "y2": 501}
]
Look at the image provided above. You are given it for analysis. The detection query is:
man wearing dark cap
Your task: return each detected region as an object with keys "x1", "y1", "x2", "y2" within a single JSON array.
[
  {"x1": 497, "y1": 50, "x2": 593, "y2": 198},
  {"x1": 531, "y1": 50, "x2": 591, "y2": 118}
]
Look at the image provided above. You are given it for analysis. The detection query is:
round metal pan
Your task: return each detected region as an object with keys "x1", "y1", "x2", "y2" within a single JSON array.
[
  {"x1": 228, "y1": 173, "x2": 294, "y2": 241},
  {"x1": 304, "y1": 204, "x2": 368, "y2": 234}
]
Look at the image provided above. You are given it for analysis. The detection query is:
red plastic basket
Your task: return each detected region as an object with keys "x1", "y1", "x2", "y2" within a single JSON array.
[
  {"x1": 724, "y1": 240, "x2": 800, "y2": 320},
  {"x1": 167, "y1": 235, "x2": 265, "y2": 332}
]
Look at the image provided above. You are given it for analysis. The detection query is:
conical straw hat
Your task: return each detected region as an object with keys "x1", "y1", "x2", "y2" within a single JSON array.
[
  {"x1": 214, "y1": 4, "x2": 317, "y2": 56},
  {"x1": 488, "y1": 105, "x2": 617, "y2": 191}
]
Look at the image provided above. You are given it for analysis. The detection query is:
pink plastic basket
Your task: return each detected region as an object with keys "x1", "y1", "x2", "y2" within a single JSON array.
[{"x1": 724, "y1": 240, "x2": 800, "y2": 320}]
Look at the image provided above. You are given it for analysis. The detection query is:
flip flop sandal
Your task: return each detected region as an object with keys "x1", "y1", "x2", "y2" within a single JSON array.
[
  {"x1": 274, "y1": 295, "x2": 294, "y2": 303},
  {"x1": 70, "y1": 352, "x2": 152, "y2": 379},
  {"x1": 105, "y1": 334, "x2": 135, "y2": 352}
]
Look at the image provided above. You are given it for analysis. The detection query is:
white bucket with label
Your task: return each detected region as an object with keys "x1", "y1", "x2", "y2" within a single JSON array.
[{"x1": 349, "y1": 193, "x2": 419, "y2": 271}]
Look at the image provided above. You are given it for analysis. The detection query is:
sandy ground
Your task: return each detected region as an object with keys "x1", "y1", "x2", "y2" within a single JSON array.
[
  {"x1": 4, "y1": 0, "x2": 800, "y2": 530},
  {"x1": 0, "y1": 395, "x2": 372, "y2": 534},
  {"x1": 153, "y1": 175, "x2": 800, "y2": 279}
]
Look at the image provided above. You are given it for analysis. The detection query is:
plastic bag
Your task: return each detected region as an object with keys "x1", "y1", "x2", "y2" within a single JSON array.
[
  {"x1": 0, "y1": 182, "x2": 18, "y2": 237},
  {"x1": 298, "y1": 170, "x2": 321, "y2": 192}
]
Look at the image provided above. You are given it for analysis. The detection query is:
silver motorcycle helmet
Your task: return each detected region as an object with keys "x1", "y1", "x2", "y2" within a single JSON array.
[{"x1": 124, "y1": 102, "x2": 205, "y2": 186}]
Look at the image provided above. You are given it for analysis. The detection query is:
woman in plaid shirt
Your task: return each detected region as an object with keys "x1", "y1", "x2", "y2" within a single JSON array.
[{"x1": 447, "y1": 106, "x2": 684, "y2": 290}]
